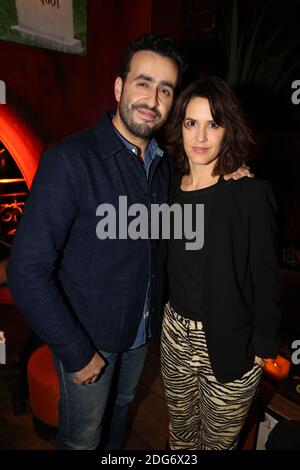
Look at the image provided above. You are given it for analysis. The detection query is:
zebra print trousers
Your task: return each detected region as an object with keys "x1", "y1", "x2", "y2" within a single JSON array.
[{"x1": 161, "y1": 303, "x2": 262, "y2": 450}]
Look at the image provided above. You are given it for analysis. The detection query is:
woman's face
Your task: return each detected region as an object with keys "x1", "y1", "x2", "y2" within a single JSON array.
[{"x1": 182, "y1": 97, "x2": 225, "y2": 170}]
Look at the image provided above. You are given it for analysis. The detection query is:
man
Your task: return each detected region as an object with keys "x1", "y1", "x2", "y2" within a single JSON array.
[{"x1": 7, "y1": 33, "x2": 250, "y2": 450}]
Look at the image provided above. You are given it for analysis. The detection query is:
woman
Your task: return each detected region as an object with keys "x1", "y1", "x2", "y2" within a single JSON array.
[{"x1": 159, "y1": 77, "x2": 280, "y2": 450}]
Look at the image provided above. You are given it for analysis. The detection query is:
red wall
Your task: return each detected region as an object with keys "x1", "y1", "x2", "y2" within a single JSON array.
[
  {"x1": 0, "y1": 0, "x2": 219, "y2": 143},
  {"x1": 0, "y1": 0, "x2": 152, "y2": 142}
]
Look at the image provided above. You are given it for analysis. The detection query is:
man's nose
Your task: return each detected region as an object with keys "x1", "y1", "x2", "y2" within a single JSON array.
[{"x1": 146, "y1": 88, "x2": 159, "y2": 108}]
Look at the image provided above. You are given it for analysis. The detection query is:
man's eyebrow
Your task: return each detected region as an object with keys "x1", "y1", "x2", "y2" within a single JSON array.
[
  {"x1": 160, "y1": 80, "x2": 175, "y2": 90},
  {"x1": 135, "y1": 74, "x2": 175, "y2": 90}
]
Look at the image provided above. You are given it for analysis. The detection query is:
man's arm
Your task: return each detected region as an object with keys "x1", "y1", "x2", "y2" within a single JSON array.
[{"x1": 7, "y1": 145, "x2": 95, "y2": 372}]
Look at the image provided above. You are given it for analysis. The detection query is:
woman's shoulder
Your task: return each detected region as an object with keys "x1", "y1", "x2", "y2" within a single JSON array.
[
  {"x1": 228, "y1": 176, "x2": 276, "y2": 208},
  {"x1": 228, "y1": 176, "x2": 273, "y2": 194}
]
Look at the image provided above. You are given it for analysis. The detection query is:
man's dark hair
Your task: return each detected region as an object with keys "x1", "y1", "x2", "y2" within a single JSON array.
[{"x1": 120, "y1": 33, "x2": 186, "y2": 89}]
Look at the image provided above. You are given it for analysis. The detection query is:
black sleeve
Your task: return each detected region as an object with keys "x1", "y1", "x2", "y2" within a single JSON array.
[{"x1": 248, "y1": 180, "x2": 281, "y2": 358}]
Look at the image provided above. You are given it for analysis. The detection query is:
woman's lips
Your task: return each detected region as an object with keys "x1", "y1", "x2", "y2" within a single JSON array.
[{"x1": 192, "y1": 147, "x2": 209, "y2": 153}]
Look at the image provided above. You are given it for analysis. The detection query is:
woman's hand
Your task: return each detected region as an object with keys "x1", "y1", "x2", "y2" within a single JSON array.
[
  {"x1": 254, "y1": 356, "x2": 266, "y2": 368},
  {"x1": 0, "y1": 331, "x2": 5, "y2": 342}
]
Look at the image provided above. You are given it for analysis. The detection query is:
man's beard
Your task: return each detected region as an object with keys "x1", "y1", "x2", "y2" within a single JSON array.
[{"x1": 119, "y1": 99, "x2": 165, "y2": 139}]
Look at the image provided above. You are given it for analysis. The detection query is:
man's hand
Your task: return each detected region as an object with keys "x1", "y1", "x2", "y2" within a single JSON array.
[
  {"x1": 73, "y1": 352, "x2": 105, "y2": 385},
  {"x1": 224, "y1": 165, "x2": 254, "y2": 180}
]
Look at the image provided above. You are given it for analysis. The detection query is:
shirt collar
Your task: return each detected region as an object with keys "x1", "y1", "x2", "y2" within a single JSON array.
[{"x1": 113, "y1": 126, "x2": 164, "y2": 162}]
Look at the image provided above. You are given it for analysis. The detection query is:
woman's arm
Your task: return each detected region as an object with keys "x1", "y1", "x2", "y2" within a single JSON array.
[{"x1": 248, "y1": 180, "x2": 281, "y2": 359}]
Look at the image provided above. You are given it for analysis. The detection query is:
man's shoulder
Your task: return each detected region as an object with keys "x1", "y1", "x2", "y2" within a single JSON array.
[
  {"x1": 60, "y1": 127, "x2": 97, "y2": 156},
  {"x1": 40, "y1": 126, "x2": 99, "y2": 170}
]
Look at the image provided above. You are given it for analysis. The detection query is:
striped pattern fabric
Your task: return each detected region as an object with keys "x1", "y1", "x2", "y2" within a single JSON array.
[{"x1": 161, "y1": 303, "x2": 262, "y2": 450}]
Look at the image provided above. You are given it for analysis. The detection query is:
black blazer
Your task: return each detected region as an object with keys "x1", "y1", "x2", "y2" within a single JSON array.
[{"x1": 157, "y1": 174, "x2": 281, "y2": 383}]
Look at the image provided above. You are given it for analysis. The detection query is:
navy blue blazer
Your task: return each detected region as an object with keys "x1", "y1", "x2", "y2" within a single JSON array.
[{"x1": 7, "y1": 112, "x2": 172, "y2": 372}]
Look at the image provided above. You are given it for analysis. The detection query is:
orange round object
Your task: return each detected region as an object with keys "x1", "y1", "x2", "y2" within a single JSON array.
[
  {"x1": 0, "y1": 103, "x2": 44, "y2": 188},
  {"x1": 27, "y1": 344, "x2": 59, "y2": 427},
  {"x1": 263, "y1": 354, "x2": 291, "y2": 382}
]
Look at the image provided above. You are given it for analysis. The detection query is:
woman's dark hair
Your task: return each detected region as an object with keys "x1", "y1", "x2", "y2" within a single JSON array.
[
  {"x1": 120, "y1": 33, "x2": 186, "y2": 90},
  {"x1": 165, "y1": 76, "x2": 254, "y2": 175}
]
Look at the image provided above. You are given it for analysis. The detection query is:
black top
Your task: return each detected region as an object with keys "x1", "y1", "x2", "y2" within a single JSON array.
[
  {"x1": 157, "y1": 173, "x2": 280, "y2": 383},
  {"x1": 167, "y1": 178, "x2": 218, "y2": 321}
]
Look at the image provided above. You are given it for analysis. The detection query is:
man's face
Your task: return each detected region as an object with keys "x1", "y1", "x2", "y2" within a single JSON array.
[{"x1": 114, "y1": 51, "x2": 179, "y2": 139}]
